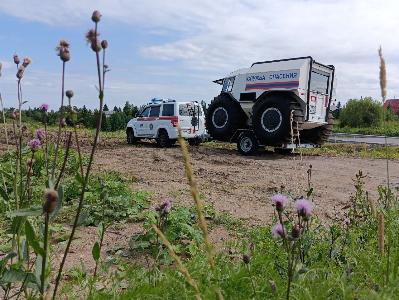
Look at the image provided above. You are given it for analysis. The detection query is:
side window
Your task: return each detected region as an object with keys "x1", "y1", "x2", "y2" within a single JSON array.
[
  {"x1": 310, "y1": 70, "x2": 329, "y2": 94},
  {"x1": 222, "y1": 77, "x2": 235, "y2": 92},
  {"x1": 141, "y1": 107, "x2": 150, "y2": 117},
  {"x1": 149, "y1": 106, "x2": 160, "y2": 117},
  {"x1": 162, "y1": 104, "x2": 175, "y2": 116}
]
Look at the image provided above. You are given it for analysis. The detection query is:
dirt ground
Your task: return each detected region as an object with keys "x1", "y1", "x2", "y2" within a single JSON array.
[{"x1": 94, "y1": 142, "x2": 399, "y2": 225}]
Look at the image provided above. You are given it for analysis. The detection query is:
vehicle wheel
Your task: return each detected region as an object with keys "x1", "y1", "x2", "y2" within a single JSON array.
[
  {"x1": 237, "y1": 132, "x2": 258, "y2": 155},
  {"x1": 206, "y1": 94, "x2": 247, "y2": 141},
  {"x1": 126, "y1": 128, "x2": 137, "y2": 145},
  {"x1": 252, "y1": 95, "x2": 291, "y2": 146},
  {"x1": 157, "y1": 130, "x2": 171, "y2": 148},
  {"x1": 300, "y1": 113, "x2": 334, "y2": 145},
  {"x1": 188, "y1": 138, "x2": 201, "y2": 146}
]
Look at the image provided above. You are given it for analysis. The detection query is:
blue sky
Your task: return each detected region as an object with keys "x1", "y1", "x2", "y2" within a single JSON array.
[{"x1": 0, "y1": 0, "x2": 399, "y2": 110}]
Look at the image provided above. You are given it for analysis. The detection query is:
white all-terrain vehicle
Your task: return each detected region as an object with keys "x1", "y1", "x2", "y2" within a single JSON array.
[
  {"x1": 126, "y1": 99, "x2": 206, "y2": 147},
  {"x1": 206, "y1": 56, "x2": 335, "y2": 155}
]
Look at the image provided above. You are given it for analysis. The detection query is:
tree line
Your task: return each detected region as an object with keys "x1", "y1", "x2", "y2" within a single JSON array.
[{"x1": 19, "y1": 101, "x2": 140, "y2": 132}]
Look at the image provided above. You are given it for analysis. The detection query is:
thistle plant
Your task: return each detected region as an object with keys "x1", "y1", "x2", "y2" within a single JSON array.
[
  {"x1": 271, "y1": 193, "x2": 313, "y2": 300},
  {"x1": 52, "y1": 10, "x2": 108, "y2": 299}
]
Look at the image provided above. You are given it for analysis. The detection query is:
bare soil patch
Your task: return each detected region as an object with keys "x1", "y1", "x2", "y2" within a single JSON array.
[{"x1": 94, "y1": 142, "x2": 399, "y2": 225}]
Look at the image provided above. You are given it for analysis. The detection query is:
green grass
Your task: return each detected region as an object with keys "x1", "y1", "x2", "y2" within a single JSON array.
[{"x1": 334, "y1": 120, "x2": 399, "y2": 137}]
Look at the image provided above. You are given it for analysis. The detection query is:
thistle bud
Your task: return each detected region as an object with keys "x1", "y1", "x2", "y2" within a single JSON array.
[
  {"x1": 242, "y1": 254, "x2": 251, "y2": 264},
  {"x1": 65, "y1": 90, "x2": 74, "y2": 99},
  {"x1": 21, "y1": 125, "x2": 27, "y2": 132},
  {"x1": 101, "y1": 40, "x2": 108, "y2": 49},
  {"x1": 91, "y1": 10, "x2": 102, "y2": 23},
  {"x1": 13, "y1": 54, "x2": 20, "y2": 65},
  {"x1": 16, "y1": 65, "x2": 25, "y2": 79},
  {"x1": 11, "y1": 111, "x2": 17, "y2": 120},
  {"x1": 43, "y1": 188, "x2": 58, "y2": 214},
  {"x1": 291, "y1": 224, "x2": 301, "y2": 239}
]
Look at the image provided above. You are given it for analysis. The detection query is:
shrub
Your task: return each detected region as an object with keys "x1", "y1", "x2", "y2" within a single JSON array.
[{"x1": 340, "y1": 97, "x2": 383, "y2": 127}]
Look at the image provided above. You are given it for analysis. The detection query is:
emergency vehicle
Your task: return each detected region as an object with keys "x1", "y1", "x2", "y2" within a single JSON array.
[
  {"x1": 126, "y1": 99, "x2": 206, "y2": 147},
  {"x1": 206, "y1": 56, "x2": 335, "y2": 155}
]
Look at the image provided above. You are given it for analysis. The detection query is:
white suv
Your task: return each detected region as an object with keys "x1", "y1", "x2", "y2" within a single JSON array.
[{"x1": 126, "y1": 99, "x2": 207, "y2": 147}]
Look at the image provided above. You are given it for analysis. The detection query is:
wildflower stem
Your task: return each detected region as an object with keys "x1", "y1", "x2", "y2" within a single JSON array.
[
  {"x1": 52, "y1": 19, "x2": 105, "y2": 300},
  {"x1": 55, "y1": 132, "x2": 72, "y2": 189},
  {"x1": 51, "y1": 61, "x2": 66, "y2": 180},
  {"x1": 44, "y1": 122, "x2": 49, "y2": 179},
  {"x1": 40, "y1": 213, "x2": 49, "y2": 298}
]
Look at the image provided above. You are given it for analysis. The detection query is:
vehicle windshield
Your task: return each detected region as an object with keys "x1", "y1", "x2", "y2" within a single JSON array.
[{"x1": 179, "y1": 103, "x2": 202, "y2": 116}]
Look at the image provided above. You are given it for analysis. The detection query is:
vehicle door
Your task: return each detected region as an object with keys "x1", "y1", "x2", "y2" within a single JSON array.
[
  {"x1": 308, "y1": 69, "x2": 330, "y2": 123},
  {"x1": 145, "y1": 105, "x2": 161, "y2": 136},
  {"x1": 178, "y1": 102, "x2": 202, "y2": 136},
  {"x1": 136, "y1": 107, "x2": 150, "y2": 136}
]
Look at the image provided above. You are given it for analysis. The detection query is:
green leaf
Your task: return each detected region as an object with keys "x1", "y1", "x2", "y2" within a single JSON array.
[
  {"x1": 307, "y1": 188, "x2": 314, "y2": 198},
  {"x1": 25, "y1": 221, "x2": 45, "y2": 257},
  {"x1": 2, "y1": 269, "x2": 36, "y2": 284},
  {"x1": 0, "y1": 252, "x2": 17, "y2": 270},
  {"x1": 92, "y1": 241, "x2": 100, "y2": 261},
  {"x1": 75, "y1": 172, "x2": 85, "y2": 186},
  {"x1": 9, "y1": 207, "x2": 42, "y2": 217},
  {"x1": 0, "y1": 186, "x2": 9, "y2": 201},
  {"x1": 10, "y1": 216, "x2": 25, "y2": 235}
]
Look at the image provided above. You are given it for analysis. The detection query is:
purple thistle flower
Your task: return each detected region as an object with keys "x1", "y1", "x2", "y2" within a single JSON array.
[
  {"x1": 40, "y1": 103, "x2": 49, "y2": 112},
  {"x1": 34, "y1": 128, "x2": 45, "y2": 141},
  {"x1": 271, "y1": 194, "x2": 288, "y2": 212},
  {"x1": 343, "y1": 218, "x2": 351, "y2": 226},
  {"x1": 28, "y1": 138, "x2": 41, "y2": 152},
  {"x1": 294, "y1": 198, "x2": 313, "y2": 219},
  {"x1": 271, "y1": 223, "x2": 285, "y2": 239},
  {"x1": 156, "y1": 198, "x2": 172, "y2": 216}
]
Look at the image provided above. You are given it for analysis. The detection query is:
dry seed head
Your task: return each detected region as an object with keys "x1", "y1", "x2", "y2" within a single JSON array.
[
  {"x1": 43, "y1": 188, "x2": 58, "y2": 214},
  {"x1": 56, "y1": 39, "x2": 71, "y2": 62},
  {"x1": 378, "y1": 46, "x2": 387, "y2": 102},
  {"x1": 91, "y1": 10, "x2": 102, "y2": 23},
  {"x1": 22, "y1": 57, "x2": 31, "y2": 67}
]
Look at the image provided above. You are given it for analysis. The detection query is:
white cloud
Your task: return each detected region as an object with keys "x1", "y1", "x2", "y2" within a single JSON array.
[{"x1": 1, "y1": 0, "x2": 399, "y2": 106}]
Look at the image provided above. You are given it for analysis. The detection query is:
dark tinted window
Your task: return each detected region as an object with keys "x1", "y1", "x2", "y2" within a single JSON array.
[
  {"x1": 162, "y1": 104, "x2": 175, "y2": 116},
  {"x1": 149, "y1": 106, "x2": 160, "y2": 117},
  {"x1": 141, "y1": 107, "x2": 150, "y2": 117}
]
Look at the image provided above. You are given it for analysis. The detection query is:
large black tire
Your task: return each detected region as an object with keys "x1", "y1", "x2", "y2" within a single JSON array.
[
  {"x1": 206, "y1": 94, "x2": 247, "y2": 141},
  {"x1": 156, "y1": 130, "x2": 171, "y2": 148},
  {"x1": 237, "y1": 131, "x2": 258, "y2": 155},
  {"x1": 300, "y1": 113, "x2": 334, "y2": 145},
  {"x1": 126, "y1": 128, "x2": 137, "y2": 144},
  {"x1": 252, "y1": 95, "x2": 293, "y2": 146}
]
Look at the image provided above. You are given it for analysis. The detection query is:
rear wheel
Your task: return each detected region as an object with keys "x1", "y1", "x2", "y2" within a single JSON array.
[
  {"x1": 300, "y1": 113, "x2": 334, "y2": 145},
  {"x1": 126, "y1": 128, "x2": 137, "y2": 144},
  {"x1": 206, "y1": 94, "x2": 247, "y2": 141},
  {"x1": 157, "y1": 130, "x2": 171, "y2": 148},
  {"x1": 252, "y1": 96, "x2": 291, "y2": 146},
  {"x1": 237, "y1": 131, "x2": 258, "y2": 155}
]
